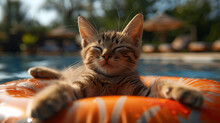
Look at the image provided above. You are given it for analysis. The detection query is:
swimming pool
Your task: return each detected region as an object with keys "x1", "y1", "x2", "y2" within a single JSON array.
[{"x1": 0, "y1": 55, "x2": 219, "y2": 83}]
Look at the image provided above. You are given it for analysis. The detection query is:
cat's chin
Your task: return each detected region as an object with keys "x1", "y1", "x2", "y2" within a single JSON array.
[
  {"x1": 100, "y1": 65, "x2": 116, "y2": 75},
  {"x1": 102, "y1": 64, "x2": 113, "y2": 68},
  {"x1": 99, "y1": 60, "x2": 115, "y2": 69},
  {"x1": 96, "y1": 64, "x2": 121, "y2": 76}
]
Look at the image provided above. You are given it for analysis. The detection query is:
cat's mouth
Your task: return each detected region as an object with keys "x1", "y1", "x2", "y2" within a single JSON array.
[
  {"x1": 100, "y1": 60, "x2": 114, "y2": 68},
  {"x1": 102, "y1": 63, "x2": 113, "y2": 68},
  {"x1": 96, "y1": 60, "x2": 123, "y2": 76},
  {"x1": 102, "y1": 62, "x2": 113, "y2": 67}
]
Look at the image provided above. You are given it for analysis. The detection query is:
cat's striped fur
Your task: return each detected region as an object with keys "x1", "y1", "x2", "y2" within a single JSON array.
[{"x1": 27, "y1": 14, "x2": 203, "y2": 120}]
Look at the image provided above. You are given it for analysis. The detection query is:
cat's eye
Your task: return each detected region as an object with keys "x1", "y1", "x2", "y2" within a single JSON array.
[
  {"x1": 92, "y1": 46, "x2": 103, "y2": 52},
  {"x1": 115, "y1": 39, "x2": 119, "y2": 44},
  {"x1": 113, "y1": 46, "x2": 129, "y2": 53}
]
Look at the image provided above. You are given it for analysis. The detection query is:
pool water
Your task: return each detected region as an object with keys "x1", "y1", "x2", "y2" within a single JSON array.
[{"x1": 0, "y1": 55, "x2": 219, "y2": 83}]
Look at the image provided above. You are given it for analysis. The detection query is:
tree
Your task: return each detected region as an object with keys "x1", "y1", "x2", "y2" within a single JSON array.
[
  {"x1": 42, "y1": 0, "x2": 95, "y2": 27},
  {"x1": 166, "y1": 0, "x2": 220, "y2": 42},
  {"x1": 99, "y1": 0, "x2": 156, "y2": 31},
  {"x1": 2, "y1": 0, "x2": 26, "y2": 52}
]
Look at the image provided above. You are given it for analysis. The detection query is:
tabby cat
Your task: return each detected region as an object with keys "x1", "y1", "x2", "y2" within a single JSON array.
[{"x1": 27, "y1": 14, "x2": 203, "y2": 120}]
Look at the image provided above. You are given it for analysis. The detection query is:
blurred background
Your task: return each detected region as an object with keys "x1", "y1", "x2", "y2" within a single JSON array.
[
  {"x1": 0, "y1": 0, "x2": 220, "y2": 54},
  {"x1": 0, "y1": 0, "x2": 220, "y2": 83}
]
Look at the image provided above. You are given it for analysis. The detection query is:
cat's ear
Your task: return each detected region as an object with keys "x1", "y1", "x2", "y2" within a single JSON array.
[
  {"x1": 122, "y1": 13, "x2": 143, "y2": 47},
  {"x1": 78, "y1": 16, "x2": 98, "y2": 47}
]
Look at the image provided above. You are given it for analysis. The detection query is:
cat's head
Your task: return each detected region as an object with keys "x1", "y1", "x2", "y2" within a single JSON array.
[{"x1": 78, "y1": 14, "x2": 143, "y2": 76}]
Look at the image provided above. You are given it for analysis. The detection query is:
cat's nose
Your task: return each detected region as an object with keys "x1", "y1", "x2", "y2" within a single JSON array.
[{"x1": 102, "y1": 54, "x2": 112, "y2": 60}]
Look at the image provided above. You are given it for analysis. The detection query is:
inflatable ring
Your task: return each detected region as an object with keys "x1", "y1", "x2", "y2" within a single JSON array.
[{"x1": 0, "y1": 76, "x2": 220, "y2": 123}]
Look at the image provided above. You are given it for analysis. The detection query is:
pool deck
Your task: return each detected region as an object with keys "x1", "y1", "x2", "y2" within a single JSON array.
[{"x1": 141, "y1": 52, "x2": 220, "y2": 62}]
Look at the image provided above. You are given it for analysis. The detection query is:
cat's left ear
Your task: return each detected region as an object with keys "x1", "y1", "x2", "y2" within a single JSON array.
[
  {"x1": 122, "y1": 13, "x2": 143, "y2": 47},
  {"x1": 78, "y1": 16, "x2": 98, "y2": 48}
]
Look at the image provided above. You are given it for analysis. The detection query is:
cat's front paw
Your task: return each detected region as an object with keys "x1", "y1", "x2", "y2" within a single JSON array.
[
  {"x1": 162, "y1": 85, "x2": 204, "y2": 108},
  {"x1": 28, "y1": 67, "x2": 61, "y2": 79},
  {"x1": 27, "y1": 84, "x2": 73, "y2": 120}
]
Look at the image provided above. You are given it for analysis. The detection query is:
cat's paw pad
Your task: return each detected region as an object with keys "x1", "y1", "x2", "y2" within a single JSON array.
[
  {"x1": 28, "y1": 67, "x2": 61, "y2": 79},
  {"x1": 164, "y1": 86, "x2": 203, "y2": 108}
]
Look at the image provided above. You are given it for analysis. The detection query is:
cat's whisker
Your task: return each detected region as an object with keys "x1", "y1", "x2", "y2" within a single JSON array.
[
  {"x1": 69, "y1": 60, "x2": 83, "y2": 67},
  {"x1": 60, "y1": 60, "x2": 81, "y2": 70},
  {"x1": 64, "y1": 61, "x2": 83, "y2": 72},
  {"x1": 120, "y1": 11, "x2": 134, "y2": 32},
  {"x1": 137, "y1": 62, "x2": 149, "y2": 75},
  {"x1": 90, "y1": 16, "x2": 98, "y2": 31},
  {"x1": 116, "y1": 7, "x2": 121, "y2": 31},
  {"x1": 118, "y1": 62, "x2": 136, "y2": 71}
]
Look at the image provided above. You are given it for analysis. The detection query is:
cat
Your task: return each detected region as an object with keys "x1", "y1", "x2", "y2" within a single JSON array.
[{"x1": 27, "y1": 13, "x2": 203, "y2": 120}]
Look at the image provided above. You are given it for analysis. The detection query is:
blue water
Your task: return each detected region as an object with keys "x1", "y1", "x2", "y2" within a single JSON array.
[{"x1": 0, "y1": 55, "x2": 219, "y2": 83}]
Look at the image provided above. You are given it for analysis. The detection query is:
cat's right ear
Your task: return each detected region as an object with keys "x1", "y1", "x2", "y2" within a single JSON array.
[
  {"x1": 122, "y1": 13, "x2": 143, "y2": 48},
  {"x1": 78, "y1": 16, "x2": 98, "y2": 48}
]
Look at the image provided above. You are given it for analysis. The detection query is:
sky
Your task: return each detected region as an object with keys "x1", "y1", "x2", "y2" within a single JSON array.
[
  {"x1": 20, "y1": 0, "x2": 57, "y2": 25},
  {"x1": 0, "y1": 0, "x2": 107, "y2": 26},
  {"x1": 0, "y1": 0, "x2": 57, "y2": 26}
]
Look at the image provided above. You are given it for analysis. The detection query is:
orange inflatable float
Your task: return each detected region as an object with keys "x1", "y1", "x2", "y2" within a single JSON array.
[{"x1": 0, "y1": 76, "x2": 220, "y2": 123}]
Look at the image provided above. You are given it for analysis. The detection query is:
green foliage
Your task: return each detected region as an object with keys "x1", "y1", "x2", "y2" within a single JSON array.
[
  {"x1": 22, "y1": 33, "x2": 38, "y2": 45},
  {"x1": 166, "y1": 0, "x2": 220, "y2": 42},
  {"x1": 1, "y1": 0, "x2": 220, "y2": 52},
  {"x1": 42, "y1": 0, "x2": 93, "y2": 27},
  {"x1": 99, "y1": 0, "x2": 156, "y2": 30},
  {"x1": 205, "y1": 20, "x2": 220, "y2": 42}
]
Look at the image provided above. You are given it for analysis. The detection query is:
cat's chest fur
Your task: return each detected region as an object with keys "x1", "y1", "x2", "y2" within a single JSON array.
[
  {"x1": 63, "y1": 65, "x2": 141, "y2": 97},
  {"x1": 83, "y1": 74, "x2": 139, "y2": 97},
  {"x1": 86, "y1": 81, "x2": 131, "y2": 97}
]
